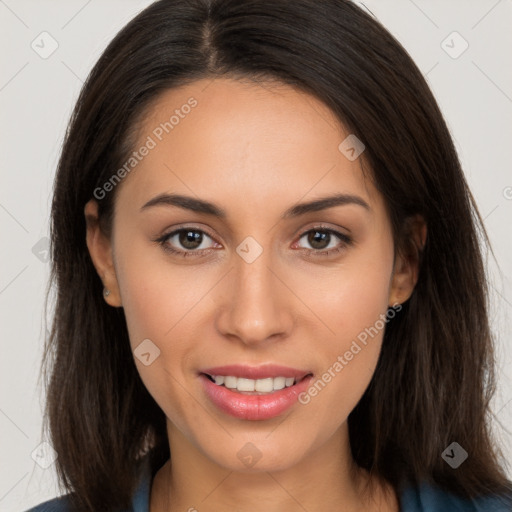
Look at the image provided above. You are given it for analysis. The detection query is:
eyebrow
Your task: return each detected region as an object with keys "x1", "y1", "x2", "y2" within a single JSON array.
[{"x1": 140, "y1": 192, "x2": 370, "y2": 218}]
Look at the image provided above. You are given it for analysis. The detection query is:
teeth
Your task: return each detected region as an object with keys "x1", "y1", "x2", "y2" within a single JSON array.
[{"x1": 209, "y1": 375, "x2": 298, "y2": 393}]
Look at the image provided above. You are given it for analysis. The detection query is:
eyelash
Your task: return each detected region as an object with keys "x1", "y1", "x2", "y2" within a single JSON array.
[{"x1": 154, "y1": 225, "x2": 352, "y2": 259}]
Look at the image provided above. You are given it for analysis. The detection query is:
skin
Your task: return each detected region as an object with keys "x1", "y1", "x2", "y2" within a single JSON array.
[{"x1": 85, "y1": 77, "x2": 426, "y2": 512}]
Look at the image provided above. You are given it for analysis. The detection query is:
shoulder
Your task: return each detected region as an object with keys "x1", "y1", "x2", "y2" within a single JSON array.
[
  {"x1": 23, "y1": 452, "x2": 154, "y2": 512},
  {"x1": 400, "y1": 480, "x2": 512, "y2": 512},
  {"x1": 23, "y1": 494, "x2": 73, "y2": 512}
]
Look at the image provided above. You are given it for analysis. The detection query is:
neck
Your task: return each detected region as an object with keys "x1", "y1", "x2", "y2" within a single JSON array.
[{"x1": 149, "y1": 420, "x2": 398, "y2": 512}]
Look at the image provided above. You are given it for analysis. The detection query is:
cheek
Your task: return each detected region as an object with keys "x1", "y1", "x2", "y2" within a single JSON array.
[
  {"x1": 113, "y1": 241, "x2": 215, "y2": 418},
  {"x1": 114, "y1": 240, "x2": 208, "y2": 347},
  {"x1": 310, "y1": 245, "x2": 393, "y2": 347},
  {"x1": 299, "y1": 243, "x2": 394, "y2": 416},
  {"x1": 114, "y1": 253, "x2": 198, "y2": 430}
]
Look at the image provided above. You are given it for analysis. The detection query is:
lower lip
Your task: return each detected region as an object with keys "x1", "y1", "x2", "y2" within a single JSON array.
[{"x1": 200, "y1": 373, "x2": 314, "y2": 421}]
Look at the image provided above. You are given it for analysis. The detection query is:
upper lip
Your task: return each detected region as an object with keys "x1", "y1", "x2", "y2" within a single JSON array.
[{"x1": 200, "y1": 364, "x2": 313, "y2": 380}]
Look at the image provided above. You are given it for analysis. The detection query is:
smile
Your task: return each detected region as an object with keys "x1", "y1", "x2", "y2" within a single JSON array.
[
  {"x1": 199, "y1": 365, "x2": 314, "y2": 420},
  {"x1": 204, "y1": 374, "x2": 299, "y2": 394}
]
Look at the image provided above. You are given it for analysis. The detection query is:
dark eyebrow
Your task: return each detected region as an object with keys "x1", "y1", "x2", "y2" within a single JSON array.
[
  {"x1": 282, "y1": 193, "x2": 370, "y2": 218},
  {"x1": 140, "y1": 192, "x2": 370, "y2": 218},
  {"x1": 141, "y1": 193, "x2": 226, "y2": 217}
]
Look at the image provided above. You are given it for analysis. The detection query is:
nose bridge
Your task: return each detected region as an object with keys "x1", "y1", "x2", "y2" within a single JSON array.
[{"x1": 216, "y1": 239, "x2": 293, "y2": 344}]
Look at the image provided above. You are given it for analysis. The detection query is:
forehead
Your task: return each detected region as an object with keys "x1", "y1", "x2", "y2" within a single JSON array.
[{"x1": 115, "y1": 77, "x2": 383, "y2": 220}]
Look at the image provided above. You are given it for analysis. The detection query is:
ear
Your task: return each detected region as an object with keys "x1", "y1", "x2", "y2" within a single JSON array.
[
  {"x1": 84, "y1": 199, "x2": 122, "y2": 307},
  {"x1": 388, "y1": 214, "x2": 427, "y2": 307}
]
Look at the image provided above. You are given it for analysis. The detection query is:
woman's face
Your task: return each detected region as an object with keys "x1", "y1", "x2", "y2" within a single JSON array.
[{"x1": 86, "y1": 77, "x2": 417, "y2": 473}]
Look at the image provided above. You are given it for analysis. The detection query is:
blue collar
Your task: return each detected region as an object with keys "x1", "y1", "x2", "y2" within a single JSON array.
[{"x1": 131, "y1": 455, "x2": 152, "y2": 511}]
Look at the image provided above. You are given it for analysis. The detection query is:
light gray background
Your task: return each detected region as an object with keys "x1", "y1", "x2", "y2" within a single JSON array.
[{"x1": 1, "y1": 0, "x2": 511, "y2": 510}]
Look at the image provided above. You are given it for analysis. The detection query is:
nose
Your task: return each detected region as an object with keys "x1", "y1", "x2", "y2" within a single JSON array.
[{"x1": 215, "y1": 247, "x2": 295, "y2": 347}]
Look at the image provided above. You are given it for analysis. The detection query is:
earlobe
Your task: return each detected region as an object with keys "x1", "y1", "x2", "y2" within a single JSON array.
[
  {"x1": 84, "y1": 199, "x2": 122, "y2": 307},
  {"x1": 388, "y1": 214, "x2": 427, "y2": 307}
]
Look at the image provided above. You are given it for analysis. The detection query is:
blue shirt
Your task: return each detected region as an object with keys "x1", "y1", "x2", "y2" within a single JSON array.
[{"x1": 25, "y1": 455, "x2": 512, "y2": 511}]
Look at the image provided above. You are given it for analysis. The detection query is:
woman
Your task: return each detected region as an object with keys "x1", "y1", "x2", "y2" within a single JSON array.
[{"x1": 27, "y1": 0, "x2": 512, "y2": 511}]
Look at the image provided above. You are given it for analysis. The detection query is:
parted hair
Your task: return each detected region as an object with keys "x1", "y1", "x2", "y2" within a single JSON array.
[{"x1": 41, "y1": 0, "x2": 512, "y2": 510}]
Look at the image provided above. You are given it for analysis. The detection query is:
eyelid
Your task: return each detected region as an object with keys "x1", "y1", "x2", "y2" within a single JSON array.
[
  {"x1": 292, "y1": 221, "x2": 351, "y2": 239},
  {"x1": 155, "y1": 224, "x2": 220, "y2": 249},
  {"x1": 292, "y1": 224, "x2": 352, "y2": 252},
  {"x1": 158, "y1": 223, "x2": 218, "y2": 241}
]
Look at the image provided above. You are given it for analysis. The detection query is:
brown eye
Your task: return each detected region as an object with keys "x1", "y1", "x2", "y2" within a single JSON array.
[
  {"x1": 295, "y1": 227, "x2": 352, "y2": 257},
  {"x1": 157, "y1": 228, "x2": 218, "y2": 257},
  {"x1": 176, "y1": 230, "x2": 204, "y2": 250},
  {"x1": 304, "y1": 230, "x2": 332, "y2": 250}
]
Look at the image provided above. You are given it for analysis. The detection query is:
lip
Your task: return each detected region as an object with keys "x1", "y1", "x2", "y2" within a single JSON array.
[
  {"x1": 199, "y1": 364, "x2": 312, "y2": 380},
  {"x1": 199, "y1": 372, "x2": 314, "y2": 421}
]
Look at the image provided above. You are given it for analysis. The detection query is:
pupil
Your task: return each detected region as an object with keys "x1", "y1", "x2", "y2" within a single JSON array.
[
  {"x1": 180, "y1": 230, "x2": 202, "y2": 249},
  {"x1": 309, "y1": 231, "x2": 329, "y2": 249}
]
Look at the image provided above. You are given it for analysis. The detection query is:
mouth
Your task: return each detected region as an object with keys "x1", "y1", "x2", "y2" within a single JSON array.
[
  {"x1": 200, "y1": 372, "x2": 313, "y2": 395},
  {"x1": 198, "y1": 364, "x2": 315, "y2": 421}
]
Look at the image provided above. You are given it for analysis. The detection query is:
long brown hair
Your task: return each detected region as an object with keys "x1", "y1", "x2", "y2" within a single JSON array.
[{"x1": 41, "y1": 0, "x2": 512, "y2": 510}]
